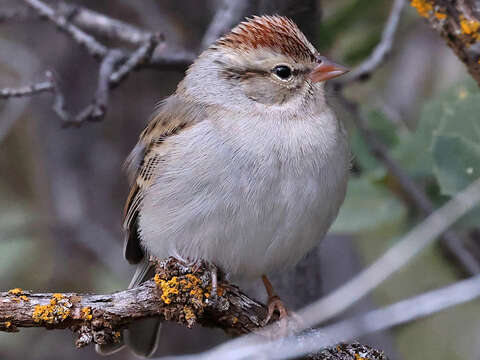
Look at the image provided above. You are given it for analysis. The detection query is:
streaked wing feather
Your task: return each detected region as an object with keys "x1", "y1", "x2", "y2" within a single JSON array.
[{"x1": 123, "y1": 95, "x2": 207, "y2": 264}]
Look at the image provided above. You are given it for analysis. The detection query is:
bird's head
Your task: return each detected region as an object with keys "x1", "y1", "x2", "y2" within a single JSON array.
[{"x1": 181, "y1": 15, "x2": 348, "y2": 113}]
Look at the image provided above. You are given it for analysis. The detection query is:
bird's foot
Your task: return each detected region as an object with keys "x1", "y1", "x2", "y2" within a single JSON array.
[{"x1": 264, "y1": 294, "x2": 289, "y2": 326}]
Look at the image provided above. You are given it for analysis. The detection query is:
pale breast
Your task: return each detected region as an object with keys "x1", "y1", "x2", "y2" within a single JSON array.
[{"x1": 138, "y1": 111, "x2": 349, "y2": 281}]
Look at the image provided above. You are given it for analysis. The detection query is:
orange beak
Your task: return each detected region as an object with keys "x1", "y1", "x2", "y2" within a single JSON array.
[{"x1": 309, "y1": 57, "x2": 349, "y2": 82}]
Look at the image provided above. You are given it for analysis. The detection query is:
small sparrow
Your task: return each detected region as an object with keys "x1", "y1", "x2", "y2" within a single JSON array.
[{"x1": 97, "y1": 15, "x2": 350, "y2": 357}]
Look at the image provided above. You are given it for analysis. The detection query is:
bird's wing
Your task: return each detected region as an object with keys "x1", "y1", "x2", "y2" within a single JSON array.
[{"x1": 123, "y1": 95, "x2": 208, "y2": 264}]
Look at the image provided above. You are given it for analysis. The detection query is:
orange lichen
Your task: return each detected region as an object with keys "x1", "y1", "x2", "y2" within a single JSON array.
[
  {"x1": 183, "y1": 305, "x2": 196, "y2": 321},
  {"x1": 460, "y1": 17, "x2": 480, "y2": 35},
  {"x1": 155, "y1": 272, "x2": 208, "y2": 305},
  {"x1": 156, "y1": 276, "x2": 180, "y2": 304},
  {"x1": 410, "y1": 0, "x2": 433, "y2": 18},
  {"x1": 32, "y1": 294, "x2": 71, "y2": 324},
  {"x1": 114, "y1": 331, "x2": 121, "y2": 342},
  {"x1": 19, "y1": 295, "x2": 29, "y2": 302},
  {"x1": 354, "y1": 355, "x2": 367, "y2": 360},
  {"x1": 5, "y1": 321, "x2": 11, "y2": 328},
  {"x1": 8, "y1": 288, "x2": 23, "y2": 296},
  {"x1": 232, "y1": 317, "x2": 238, "y2": 325},
  {"x1": 81, "y1": 307, "x2": 93, "y2": 321},
  {"x1": 434, "y1": 12, "x2": 446, "y2": 20}
]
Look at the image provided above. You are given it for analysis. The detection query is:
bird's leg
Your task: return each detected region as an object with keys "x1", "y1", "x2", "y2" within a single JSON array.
[
  {"x1": 209, "y1": 262, "x2": 218, "y2": 302},
  {"x1": 261, "y1": 275, "x2": 288, "y2": 325}
]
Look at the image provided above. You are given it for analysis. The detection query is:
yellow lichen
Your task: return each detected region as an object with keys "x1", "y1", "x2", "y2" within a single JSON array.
[
  {"x1": 183, "y1": 306, "x2": 196, "y2": 321},
  {"x1": 354, "y1": 355, "x2": 367, "y2": 360},
  {"x1": 460, "y1": 17, "x2": 480, "y2": 35},
  {"x1": 157, "y1": 276, "x2": 180, "y2": 304},
  {"x1": 19, "y1": 295, "x2": 29, "y2": 302},
  {"x1": 8, "y1": 288, "x2": 23, "y2": 296},
  {"x1": 232, "y1": 317, "x2": 238, "y2": 325},
  {"x1": 32, "y1": 294, "x2": 71, "y2": 324},
  {"x1": 189, "y1": 287, "x2": 204, "y2": 302},
  {"x1": 114, "y1": 331, "x2": 121, "y2": 342},
  {"x1": 410, "y1": 0, "x2": 433, "y2": 18},
  {"x1": 155, "y1": 272, "x2": 208, "y2": 305},
  {"x1": 52, "y1": 293, "x2": 64, "y2": 301},
  {"x1": 4, "y1": 321, "x2": 11, "y2": 328},
  {"x1": 434, "y1": 12, "x2": 446, "y2": 20},
  {"x1": 81, "y1": 307, "x2": 93, "y2": 321}
]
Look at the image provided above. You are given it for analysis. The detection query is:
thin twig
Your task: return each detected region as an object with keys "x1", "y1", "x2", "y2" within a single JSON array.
[
  {"x1": 0, "y1": 70, "x2": 69, "y2": 124},
  {"x1": 56, "y1": 1, "x2": 152, "y2": 45},
  {"x1": 73, "y1": 50, "x2": 125, "y2": 124},
  {"x1": 200, "y1": 0, "x2": 249, "y2": 50},
  {"x1": 23, "y1": 0, "x2": 108, "y2": 60},
  {"x1": 336, "y1": 0, "x2": 405, "y2": 86},
  {"x1": 0, "y1": 80, "x2": 54, "y2": 99},
  {"x1": 109, "y1": 34, "x2": 162, "y2": 86}
]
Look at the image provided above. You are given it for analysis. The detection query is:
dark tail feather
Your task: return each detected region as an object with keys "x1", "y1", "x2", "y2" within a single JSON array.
[
  {"x1": 95, "y1": 257, "x2": 162, "y2": 357},
  {"x1": 125, "y1": 318, "x2": 162, "y2": 358}
]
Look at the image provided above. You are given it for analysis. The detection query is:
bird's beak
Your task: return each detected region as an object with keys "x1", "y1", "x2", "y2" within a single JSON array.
[{"x1": 309, "y1": 57, "x2": 349, "y2": 83}]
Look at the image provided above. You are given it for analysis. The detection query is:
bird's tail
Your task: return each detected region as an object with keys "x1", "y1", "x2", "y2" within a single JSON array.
[{"x1": 95, "y1": 258, "x2": 162, "y2": 357}]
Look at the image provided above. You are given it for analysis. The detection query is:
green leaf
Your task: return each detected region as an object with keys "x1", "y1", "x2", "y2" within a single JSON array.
[
  {"x1": 332, "y1": 177, "x2": 406, "y2": 234},
  {"x1": 432, "y1": 135, "x2": 480, "y2": 196}
]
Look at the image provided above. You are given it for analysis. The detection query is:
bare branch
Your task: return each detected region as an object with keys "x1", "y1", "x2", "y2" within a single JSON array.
[
  {"x1": 336, "y1": 0, "x2": 406, "y2": 86},
  {"x1": 53, "y1": 2, "x2": 194, "y2": 70},
  {"x1": 23, "y1": 0, "x2": 108, "y2": 60},
  {"x1": 0, "y1": 80, "x2": 54, "y2": 99},
  {"x1": 56, "y1": 2, "x2": 152, "y2": 45},
  {"x1": 109, "y1": 34, "x2": 162, "y2": 86},
  {"x1": 72, "y1": 50, "x2": 125, "y2": 124},
  {"x1": 200, "y1": 0, "x2": 249, "y2": 50}
]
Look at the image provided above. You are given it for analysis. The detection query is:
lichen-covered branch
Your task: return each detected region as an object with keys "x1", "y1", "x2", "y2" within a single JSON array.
[
  {"x1": 0, "y1": 258, "x2": 268, "y2": 348},
  {"x1": 410, "y1": 0, "x2": 480, "y2": 86},
  {"x1": 0, "y1": 257, "x2": 387, "y2": 360}
]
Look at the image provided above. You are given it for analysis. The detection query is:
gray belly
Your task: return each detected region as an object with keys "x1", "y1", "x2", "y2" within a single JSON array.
[{"x1": 138, "y1": 123, "x2": 349, "y2": 281}]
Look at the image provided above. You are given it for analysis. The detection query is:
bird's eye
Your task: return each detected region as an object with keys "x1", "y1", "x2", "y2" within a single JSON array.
[{"x1": 272, "y1": 65, "x2": 293, "y2": 80}]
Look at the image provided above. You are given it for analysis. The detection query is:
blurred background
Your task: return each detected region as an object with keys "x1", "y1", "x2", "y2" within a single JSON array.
[{"x1": 1, "y1": 0, "x2": 480, "y2": 359}]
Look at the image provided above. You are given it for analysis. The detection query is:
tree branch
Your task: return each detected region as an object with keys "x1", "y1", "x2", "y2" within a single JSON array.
[
  {"x1": 0, "y1": 256, "x2": 387, "y2": 360},
  {"x1": 0, "y1": 79, "x2": 54, "y2": 99},
  {"x1": 22, "y1": 0, "x2": 108, "y2": 60},
  {"x1": 55, "y1": 2, "x2": 152, "y2": 45},
  {"x1": 336, "y1": 0, "x2": 406, "y2": 86},
  {"x1": 410, "y1": 0, "x2": 480, "y2": 86},
  {"x1": 200, "y1": 0, "x2": 249, "y2": 50},
  {"x1": 0, "y1": 258, "x2": 268, "y2": 348}
]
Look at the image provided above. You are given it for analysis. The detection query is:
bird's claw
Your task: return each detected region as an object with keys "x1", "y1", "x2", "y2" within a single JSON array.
[{"x1": 263, "y1": 295, "x2": 289, "y2": 326}]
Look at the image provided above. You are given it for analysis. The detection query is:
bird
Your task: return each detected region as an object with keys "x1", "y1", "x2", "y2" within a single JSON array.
[{"x1": 97, "y1": 15, "x2": 350, "y2": 357}]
